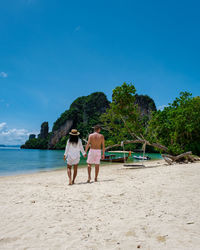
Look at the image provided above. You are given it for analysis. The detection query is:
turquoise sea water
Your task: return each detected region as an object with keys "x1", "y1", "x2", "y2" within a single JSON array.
[
  {"x1": 0, "y1": 147, "x2": 162, "y2": 176},
  {"x1": 0, "y1": 147, "x2": 67, "y2": 176}
]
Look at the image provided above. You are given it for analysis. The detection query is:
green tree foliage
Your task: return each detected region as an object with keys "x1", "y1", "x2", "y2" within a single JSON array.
[
  {"x1": 101, "y1": 82, "x2": 144, "y2": 147},
  {"x1": 54, "y1": 136, "x2": 68, "y2": 150},
  {"x1": 147, "y1": 92, "x2": 200, "y2": 155},
  {"x1": 21, "y1": 138, "x2": 48, "y2": 149},
  {"x1": 21, "y1": 88, "x2": 157, "y2": 151},
  {"x1": 21, "y1": 125, "x2": 51, "y2": 149},
  {"x1": 21, "y1": 92, "x2": 110, "y2": 149}
]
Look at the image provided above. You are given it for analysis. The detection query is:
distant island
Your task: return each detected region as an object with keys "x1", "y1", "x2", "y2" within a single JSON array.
[
  {"x1": 20, "y1": 82, "x2": 200, "y2": 157},
  {"x1": 0, "y1": 145, "x2": 20, "y2": 147},
  {"x1": 21, "y1": 90, "x2": 156, "y2": 150}
]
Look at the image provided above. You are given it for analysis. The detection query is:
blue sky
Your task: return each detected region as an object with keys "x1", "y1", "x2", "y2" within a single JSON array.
[{"x1": 0, "y1": 0, "x2": 199, "y2": 144}]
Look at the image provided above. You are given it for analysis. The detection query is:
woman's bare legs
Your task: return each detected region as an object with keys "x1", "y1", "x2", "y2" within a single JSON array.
[
  {"x1": 67, "y1": 165, "x2": 72, "y2": 185},
  {"x1": 72, "y1": 165, "x2": 78, "y2": 184}
]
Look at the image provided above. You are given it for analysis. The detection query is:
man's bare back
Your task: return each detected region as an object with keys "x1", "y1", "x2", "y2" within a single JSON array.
[{"x1": 88, "y1": 132, "x2": 104, "y2": 150}]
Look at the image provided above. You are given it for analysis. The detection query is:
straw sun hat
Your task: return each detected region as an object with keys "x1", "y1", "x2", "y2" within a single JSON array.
[{"x1": 69, "y1": 129, "x2": 80, "y2": 135}]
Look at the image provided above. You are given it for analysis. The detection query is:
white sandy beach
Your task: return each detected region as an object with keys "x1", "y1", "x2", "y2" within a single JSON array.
[{"x1": 0, "y1": 160, "x2": 200, "y2": 250}]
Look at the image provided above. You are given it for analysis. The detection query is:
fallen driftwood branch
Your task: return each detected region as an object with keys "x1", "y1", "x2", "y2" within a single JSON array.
[
  {"x1": 162, "y1": 155, "x2": 173, "y2": 165},
  {"x1": 105, "y1": 140, "x2": 144, "y2": 151},
  {"x1": 162, "y1": 151, "x2": 192, "y2": 161},
  {"x1": 162, "y1": 151, "x2": 200, "y2": 165}
]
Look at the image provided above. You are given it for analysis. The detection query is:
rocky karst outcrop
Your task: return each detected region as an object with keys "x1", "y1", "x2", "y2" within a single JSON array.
[
  {"x1": 49, "y1": 92, "x2": 110, "y2": 149},
  {"x1": 48, "y1": 120, "x2": 73, "y2": 149},
  {"x1": 29, "y1": 134, "x2": 36, "y2": 140},
  {"x1": 21, "y1": 122, "x2": 49, "y2": 149},
  {"x1": 21, "y1": 91, "x2": 157, "y2": 150},
  {"x1": 38, "y1": 122, "x2": 49, "y2": 139},
  {"x1": 135, "y1": 94, "x2": 157, "y2": 116}
]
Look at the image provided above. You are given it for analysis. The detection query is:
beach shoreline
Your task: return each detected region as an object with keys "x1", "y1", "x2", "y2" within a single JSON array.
[
  {"x1": 0, "y1": 158, "x2": 160, "y2": 178},
  {"x1": 0, "y1": 156, "x2": 162, "y2": 178},
  {"x1": 1, "y1": 160, "x2": 200, "y2": 249}
]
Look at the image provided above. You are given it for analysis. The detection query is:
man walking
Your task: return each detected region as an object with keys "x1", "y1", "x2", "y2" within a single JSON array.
[{"x1": 85, "y1": 125, "x2": 105, "y2": 182}]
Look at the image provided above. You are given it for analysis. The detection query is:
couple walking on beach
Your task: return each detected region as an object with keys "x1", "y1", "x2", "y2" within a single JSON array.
[{"x1": 63, "y1": 125, "x2": 105, "y2": 185}]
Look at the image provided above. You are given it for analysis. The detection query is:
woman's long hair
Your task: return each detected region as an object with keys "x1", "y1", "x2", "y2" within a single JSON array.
[{"x1": 69, "y1": 135, "x2": 79, "y2": 144}]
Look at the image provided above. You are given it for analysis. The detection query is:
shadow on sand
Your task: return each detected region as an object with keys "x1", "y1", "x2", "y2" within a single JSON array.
[
  {"x1": 75, "y1": 179, "x2": 114, "y2": 185},
  {"x1": 123, "y1": 164, "x2": 166, "y2": 170}
]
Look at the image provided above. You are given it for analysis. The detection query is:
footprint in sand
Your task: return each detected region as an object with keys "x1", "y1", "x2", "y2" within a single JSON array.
[
  {"x1": 0, "y1": 237, "x2": 19, "y2": 244},
  {"x1": 125, "y1": 230, "x2": 136, "y2": 237},
  {"x1": 157, "y1": 235, "x2": 168, "y2": 242}
]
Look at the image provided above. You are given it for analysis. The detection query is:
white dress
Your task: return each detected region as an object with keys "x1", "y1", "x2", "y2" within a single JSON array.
[{"x1": 64, "y1": 139, "x2": 86, "y2": 165}]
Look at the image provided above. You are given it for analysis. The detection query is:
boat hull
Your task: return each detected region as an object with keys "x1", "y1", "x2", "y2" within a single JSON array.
[
  {"x1": 101, "y1": 156, "x2": 129, "y2": 163},
  {"x1": 133, "y1": 156, "x2": 151, "y2": 160}
]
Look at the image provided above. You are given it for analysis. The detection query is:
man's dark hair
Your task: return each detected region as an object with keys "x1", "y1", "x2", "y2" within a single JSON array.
[
  {"x1": 94, "y1": 125, "x2": 101, "y2": 132},
  {"x1": 69, "y1": 135, "x2": 79, "y2": 144}
]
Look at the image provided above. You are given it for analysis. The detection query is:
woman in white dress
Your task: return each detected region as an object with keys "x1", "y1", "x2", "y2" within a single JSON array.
[{"x1": 64, "y1": 129, "x2": 86, "y2": 185}]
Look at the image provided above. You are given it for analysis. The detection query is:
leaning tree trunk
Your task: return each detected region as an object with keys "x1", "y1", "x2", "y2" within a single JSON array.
[{"x1": 105, "y1": 139, "x2": 168, "y2": 153}]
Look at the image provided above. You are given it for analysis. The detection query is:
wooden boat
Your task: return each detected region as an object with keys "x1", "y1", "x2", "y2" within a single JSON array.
[
  {"x1": 133, "y1": 155, "x2": 151, "y2": 160},
  {"x1": 101, "y1": 152, "x2": 131, "y2": 163}
]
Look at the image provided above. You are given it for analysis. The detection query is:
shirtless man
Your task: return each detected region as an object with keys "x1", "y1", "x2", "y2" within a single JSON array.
[{"x1": 85, "y1": 125, "x2": 105, "y2": 183}]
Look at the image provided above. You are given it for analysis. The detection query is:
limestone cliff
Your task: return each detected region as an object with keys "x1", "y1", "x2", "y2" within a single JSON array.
[
  {"x1": 49, "y1": 92, "x2": 110, "y2": 149},
  {"x1": 38, "y1": 122, "x2": 49, "y2": 139},
  {"x1": 21, "y1": 91, "x2": 157, "y2": 150},
  {"x1": 48, "y1": 120, "x2": 73, "y2": 149},
  {"x1": 135, "y1": 94, "x2": 157, "y2": 116}
]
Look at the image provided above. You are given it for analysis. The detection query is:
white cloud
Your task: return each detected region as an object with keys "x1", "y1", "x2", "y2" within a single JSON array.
[
  {"x1": 0, "y1": 122, "x2": 7, "y2": 131},
  {"x1": 0, "y1": 122, "x2": 37, "y2": 145},
  {"x1": 0, "y1": 72, "x2": 8, "y2": 78},
  {"x1": 158, "y1": 105, "x2": 168, "y2": 111}
]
